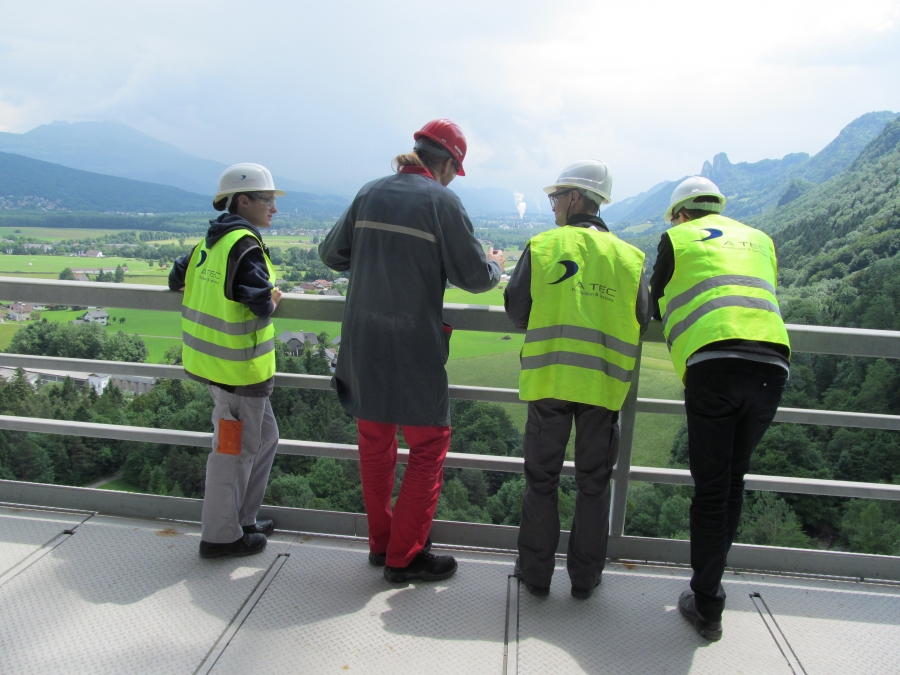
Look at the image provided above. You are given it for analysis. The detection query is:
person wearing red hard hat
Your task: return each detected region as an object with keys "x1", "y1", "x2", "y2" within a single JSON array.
[
  {"x1": 413, "y1": 118, "x2": 467, "y2": 176},
  {"x1": 319, "y1": 119, "x2": 504, "y2": 583}
]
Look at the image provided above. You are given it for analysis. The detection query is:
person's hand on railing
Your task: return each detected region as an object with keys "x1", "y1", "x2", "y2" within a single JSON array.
[{"x1": 271, "y1": 288, "x2": 283, "y2": 307}]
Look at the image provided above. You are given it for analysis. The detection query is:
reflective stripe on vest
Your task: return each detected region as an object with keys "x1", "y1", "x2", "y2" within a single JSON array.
[
  {"x1": 519, "y1": 226, "x2": 644, "y2": 410},
  {"x1": 181, "y1": 228, "x2": 277, "y2": 386},
  {"x1": 659, "y1": 214, "x2": 790, "y2": 381}
]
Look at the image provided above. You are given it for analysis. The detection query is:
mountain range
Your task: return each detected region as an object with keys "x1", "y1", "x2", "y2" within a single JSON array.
[
  {"x1": 0, "y1": 120, "x2": 530, "y2": 218},
  {"x1": 602, "y1": 111, "x2": 900, "y2": 233},
  {"x1": 1, "y1": 113, "x2": 897, "y2": 223},
  {"x1": 0, "y1": 121, "x2": 349, "y2": 217}
]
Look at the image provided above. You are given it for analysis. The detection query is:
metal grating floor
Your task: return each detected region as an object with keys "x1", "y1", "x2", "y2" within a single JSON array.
[{"x1": 0, "y1": 505, "x2": 898, "y2": 674}]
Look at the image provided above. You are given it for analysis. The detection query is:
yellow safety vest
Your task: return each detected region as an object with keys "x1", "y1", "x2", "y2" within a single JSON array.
[
  {"x1": 181, "y1": 229, "x2": 277, "y2": 386},
  {"x1": 659, "y1": 214, "x2": 790, "y2": 381},
  {"x1": 519, "y1": 225, "x2": 645, "y2": 410}
]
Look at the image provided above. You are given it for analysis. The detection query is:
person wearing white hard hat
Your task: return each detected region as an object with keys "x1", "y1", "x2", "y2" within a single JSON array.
[
  {"x1": 169, "y1": 163, "x2": 285, "y2": 558},
  {"x1": 504, "y1": 160, "x2": 651, "y2": 599},
  {"x1": 650, "y1": 176, "x2": 790, "y2": 641}
]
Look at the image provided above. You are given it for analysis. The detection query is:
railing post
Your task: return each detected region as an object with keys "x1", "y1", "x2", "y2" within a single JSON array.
[{"x1": 609, "y1": 342, "x2": 643, "y2": 537}]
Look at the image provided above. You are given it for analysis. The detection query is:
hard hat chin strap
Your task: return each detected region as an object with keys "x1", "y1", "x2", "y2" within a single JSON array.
[{"x1": 224, "y1": 194, "x2": 235, "y2": 211}]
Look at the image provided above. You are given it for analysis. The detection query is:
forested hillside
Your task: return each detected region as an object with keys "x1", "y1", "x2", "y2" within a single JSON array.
[{"x1": 0, "y1": 151, "x2": 211, "y2": 213}]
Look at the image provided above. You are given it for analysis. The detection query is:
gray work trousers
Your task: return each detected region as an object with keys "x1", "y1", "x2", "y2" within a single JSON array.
[
  {"x1": 200, "y1": 385, "x2": 280, "y2": 544},
  {"x1": 517, "y1": 398, "x2": 619, "y2": 589}
]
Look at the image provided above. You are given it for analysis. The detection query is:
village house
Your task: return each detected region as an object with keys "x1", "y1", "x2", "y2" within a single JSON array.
[
  {"x1": 81, "y1": 309, "x2": 109, "y2": 325},
  {"x1": 82, "y1": 250, "x2": 104, "y2": 258},
  {"x1": 74, "y1": 274, "x2": 90, "y2": 282},
  {"x1": 320, "y1": 289, "x2": 341, "y2": 296},
  {"x1": 24, "y1": 243, "x2": 54, "y2": 252},
  {"x1": 299, "y1": 282, "x2": 317, "y2": 291},
  {"x1": 277, "y1": 330, "x2": 319, "y2": 356},
  {"x1": 334, "y1": 277, "x2": 349, "y2": 285}
]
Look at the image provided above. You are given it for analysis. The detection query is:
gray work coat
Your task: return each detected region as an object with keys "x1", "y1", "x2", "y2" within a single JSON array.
[{"x1": 319, "y1": 169, "x2": 501, "y2": 426}]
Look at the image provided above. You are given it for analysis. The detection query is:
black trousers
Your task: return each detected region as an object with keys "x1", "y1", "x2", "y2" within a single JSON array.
[
  {"x1": 684, "y1": 359, "x2": 787, "y2": 621},
  {"x1": 517, "y1": 398, "x2": 619, "y2": 589}
]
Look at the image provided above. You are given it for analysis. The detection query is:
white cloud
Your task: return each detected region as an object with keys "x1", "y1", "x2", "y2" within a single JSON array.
[{"x1": 0, "y1": 0, "x2": 898, "y2": 202}]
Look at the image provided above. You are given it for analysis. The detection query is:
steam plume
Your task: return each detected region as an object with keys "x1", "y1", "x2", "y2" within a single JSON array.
[{"x1": 514, "y1": 192, "x2": 526, "y2": 219}]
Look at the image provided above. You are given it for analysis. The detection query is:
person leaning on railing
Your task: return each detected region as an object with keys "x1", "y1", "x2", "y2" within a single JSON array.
[
  {"x1": 504, "y1": 160, "x2": 651, "y2": 600},
  {"x1": 318, "y1": 119, "x2": 505, "y2": 584},
  {"x1": 168, "y1": 163, "x2": 284, "y2": 560},
  {"x1": 650, "y1": 176, "x2": 791, "y2": 641}
]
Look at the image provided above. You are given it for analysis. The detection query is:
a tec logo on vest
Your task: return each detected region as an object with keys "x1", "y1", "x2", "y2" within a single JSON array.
[
  {"x1": 551, "y1": 259, "x2": 616, "y2": 301},
  {"x1": 694, "y1": 228, "x2": 723, "y2": 242},
  {"x1": 550, "y1": 260, "x2": 579, "y2": 284}
]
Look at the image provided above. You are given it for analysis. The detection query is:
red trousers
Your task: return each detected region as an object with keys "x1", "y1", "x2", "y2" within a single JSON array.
[{"x1": 357, "y1": 419, "x2": 451, "y2": 568}]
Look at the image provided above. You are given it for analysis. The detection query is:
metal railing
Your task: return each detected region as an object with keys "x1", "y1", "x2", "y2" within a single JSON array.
[{"x1": 1, "y1": 277, "x2": 899, "y2": 581}]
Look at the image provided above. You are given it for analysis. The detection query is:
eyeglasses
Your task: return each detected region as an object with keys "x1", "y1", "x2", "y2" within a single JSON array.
[
  {"x1": 251, "y1": 193, "x2": 277, "y2": 207},
  {"x1": 548, "y1": 189, "x2": 574, "y2": 208}
]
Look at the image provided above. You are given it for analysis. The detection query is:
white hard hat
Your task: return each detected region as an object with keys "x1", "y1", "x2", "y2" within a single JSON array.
[
  {"x1": 213, "y1": 163, "x2": 286, "y2": 211},
  {"x1": 665, "y1": 176, "x2": 726, "y2": 223},
  {"x1": 543, "y1": 160, "x2": 613, "y2": 206}
]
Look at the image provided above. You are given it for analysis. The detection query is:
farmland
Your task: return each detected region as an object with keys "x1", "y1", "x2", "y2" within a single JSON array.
[{"x1": 0, "y1": 227, "x2": 683, "y2": 466}]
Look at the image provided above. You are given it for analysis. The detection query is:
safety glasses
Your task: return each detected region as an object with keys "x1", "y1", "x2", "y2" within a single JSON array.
[
  {"x1": 251, "y1": 193, "x2": 277, "y2": 207},
  {"x1": 548, "y1": 189, "x2": 575, "y2": 208}
]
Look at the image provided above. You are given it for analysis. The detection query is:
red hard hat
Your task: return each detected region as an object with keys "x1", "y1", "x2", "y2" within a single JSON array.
[{"x1": 413, "y1": 119, "x2": 467, "y2": 176}]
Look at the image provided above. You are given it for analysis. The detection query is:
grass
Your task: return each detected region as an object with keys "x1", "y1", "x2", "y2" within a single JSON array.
[
  {"x1": 445, "y1": 340, "x2": 684, "y2": 467},
  {"x1": 96, "y1": 478, "x2": 144, "y2": 493},
  {"x1": 0, "y1": 323, "x2": 20, "y2": 350},
  {"x1": 0, "y1": 227, "x2": 142, "y2": 241}
]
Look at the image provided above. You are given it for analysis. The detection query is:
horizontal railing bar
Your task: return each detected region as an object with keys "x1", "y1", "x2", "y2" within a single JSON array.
[
  {"x1": 3, "y1": 481, "x2": 898, "y2": 579},
  {"x1": 628, "y1": 465, "x2": 900, "y2": 500},
  {"x1": 4, "y1": 278, "x2": 900, "y2": 357},
  {"x1": 4, "y1": 354, "x2": 900, "y2": 432},
  {"x1": 634, "y1": 396, "x2": 900, "y2": 431},
  {"x1": 2, "y1": 414, "x2": 899, "y2": 501}
]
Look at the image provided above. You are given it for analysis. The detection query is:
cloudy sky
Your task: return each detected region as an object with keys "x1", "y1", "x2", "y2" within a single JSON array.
[{"x1": 1, "y1": 0, "x2": 899, "y2": 207}]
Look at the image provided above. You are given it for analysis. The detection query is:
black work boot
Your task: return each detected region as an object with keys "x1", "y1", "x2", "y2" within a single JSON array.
[
  {"x1": 369, "y1": 536, "x2": 432, "y2": 567},
  {"x1": 242, "y1": 519, "x2": 275, "y2": 536},
  {"x1": 383, "y1": 550, "x2": 457, "y2": 582},
  {"x1": 199, "y1": 532, "x2": 267, "y2": 559},
  {"x1": 514, "y1": 558, "x2": 550, "y2": 597},
  {"x1": 678, "y1": 589, "x2": 723, "y2": 641},
  {"x1": 571, "y1": 577, "x2": 601, "y2": 600}
]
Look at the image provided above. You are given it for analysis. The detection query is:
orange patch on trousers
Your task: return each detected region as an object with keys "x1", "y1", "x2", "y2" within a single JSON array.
[{"x1": 216, "y1": 419, "x2": 243, "y2": 455}]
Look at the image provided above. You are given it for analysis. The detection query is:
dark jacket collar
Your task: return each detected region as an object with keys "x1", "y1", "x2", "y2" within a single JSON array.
[
  {"x1": 206, "y1": 213, "x2": 264, "y2": 248},
  {"x1": 564, "y1": 213, "x2": 609, "y2": 232}
]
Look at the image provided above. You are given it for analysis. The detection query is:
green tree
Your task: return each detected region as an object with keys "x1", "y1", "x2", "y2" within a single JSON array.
[
  {"x1": 114, "y1": 265, "x2": 125, "y2": 283},
  {"x1": 58, "y1": 267, "x2": 76, "y2": 281},
  {"x1": 163, "y1": 344, "x2": 183, "y2": 365},
  {"x1": 738, "y1": 492, "x2": 814, "y2": 548},
  {"x1": 486, "y1": 475, "x2": 525, "y2": 525},
  {"x1": 840, "y1": 500, "x2": 900, "y2": 555},
  {"x1": 102, "y1": 331, "x2": 148, "y2": 363}
]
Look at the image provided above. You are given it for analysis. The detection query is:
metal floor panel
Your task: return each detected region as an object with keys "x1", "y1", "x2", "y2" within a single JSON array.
[
  {"x1": 209, "y1": 539, "x2": 513, "y2": 675},
  {"x1": 743, "y1": 573, "x2": 900, "y2": 675},
  {"x1": 516, "y1": 563, "x2": 792, "y2": 675},
  {"x1": 0, "y1": 505, "x2": 87, "y2": 575},
  {"x1": 0, "y1": 515, "x2": 296, "y2": 675}
]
